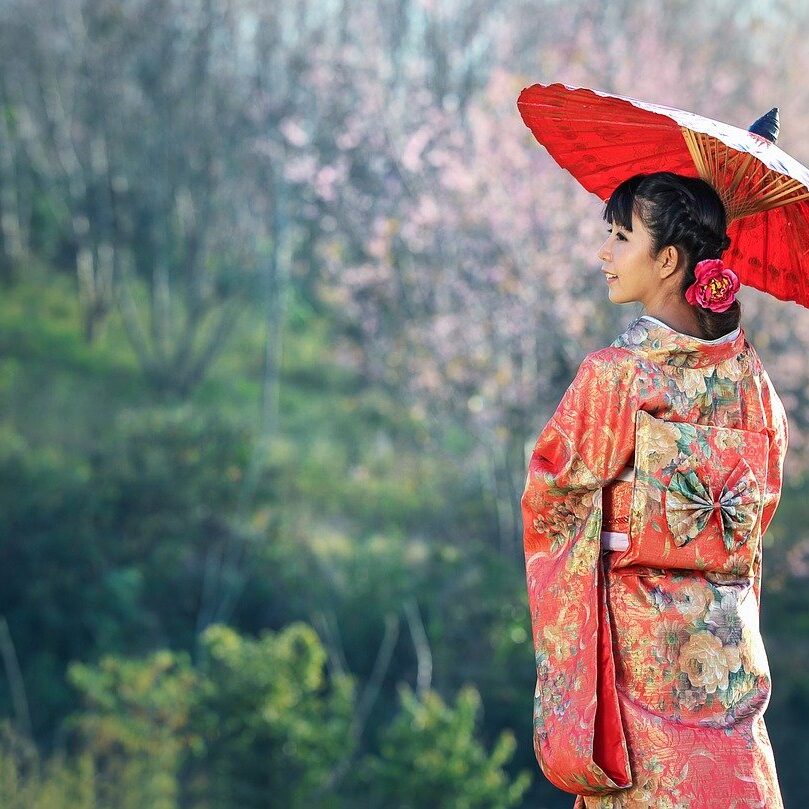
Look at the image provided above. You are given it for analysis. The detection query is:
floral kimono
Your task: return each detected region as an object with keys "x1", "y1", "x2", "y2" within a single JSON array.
[{"x1": 521, "y1": 314, "x2": 788, "y2": 808}]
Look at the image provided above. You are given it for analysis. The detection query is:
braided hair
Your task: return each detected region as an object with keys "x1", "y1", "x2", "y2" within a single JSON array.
[{"x1": 603, "y1": 171, "x2": 740, "y2": 340}]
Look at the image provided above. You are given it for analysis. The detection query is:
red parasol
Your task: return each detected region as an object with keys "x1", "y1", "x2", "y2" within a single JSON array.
[{"x1": 517, "y1": 82, "x2": 809, "y2": 308}]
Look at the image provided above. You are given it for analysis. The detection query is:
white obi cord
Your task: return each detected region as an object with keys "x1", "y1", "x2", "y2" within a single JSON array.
[{"x1": 601, "y1": 465, "x2": 634, "y2": 551}]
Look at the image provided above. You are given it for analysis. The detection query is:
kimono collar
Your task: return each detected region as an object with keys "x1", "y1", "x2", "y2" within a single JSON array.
[{"x1": 610, "y1": 315, "x2": 746, "y2": 368}]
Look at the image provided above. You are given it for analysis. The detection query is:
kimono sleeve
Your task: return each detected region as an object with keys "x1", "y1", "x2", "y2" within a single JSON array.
[
  {"x1": 754, "y1": 368, "x2": 789, "y2": 606},
  {"x1": 521, "y1": 349, "x2": 638, "y2": 796}
]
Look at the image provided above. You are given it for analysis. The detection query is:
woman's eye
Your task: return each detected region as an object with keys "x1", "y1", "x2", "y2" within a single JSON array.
[{"x1": 607, "y1": 228, "x2": 627, "y2": 241}]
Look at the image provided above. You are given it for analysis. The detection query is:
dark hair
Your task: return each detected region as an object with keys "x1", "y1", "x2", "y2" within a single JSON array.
[{"x1": 603, "y1": 171, "x2": 740, "y2": 340}]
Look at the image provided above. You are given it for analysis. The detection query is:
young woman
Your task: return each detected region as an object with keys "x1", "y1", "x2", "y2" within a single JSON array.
[{"x1": 521, "y1": 171, "x2": 788, "y2": 807}]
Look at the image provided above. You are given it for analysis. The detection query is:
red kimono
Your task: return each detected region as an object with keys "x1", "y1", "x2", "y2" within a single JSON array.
[{"x1": 521, "y1": 315, "x2": 788, "y2": 808}]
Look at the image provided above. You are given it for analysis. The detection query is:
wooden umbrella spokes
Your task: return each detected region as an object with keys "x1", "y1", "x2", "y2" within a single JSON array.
[{"x1": 681, "y1": 127, "x2": 809, "y2": 221}]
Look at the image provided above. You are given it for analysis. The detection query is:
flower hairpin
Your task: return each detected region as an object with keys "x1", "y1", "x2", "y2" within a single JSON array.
[{"x1": 685, "y1": 258, "x2": 741, "y2": 313}]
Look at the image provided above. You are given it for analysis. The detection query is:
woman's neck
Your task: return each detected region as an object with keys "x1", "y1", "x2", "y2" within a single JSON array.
[{"x1": 641, "y1": 307, "x2": 705, "y2": 340}]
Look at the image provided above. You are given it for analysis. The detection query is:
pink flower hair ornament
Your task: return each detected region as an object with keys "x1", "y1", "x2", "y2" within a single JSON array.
[{"x1": 684, "y1": 258, "x2": 741, "y2": 313}]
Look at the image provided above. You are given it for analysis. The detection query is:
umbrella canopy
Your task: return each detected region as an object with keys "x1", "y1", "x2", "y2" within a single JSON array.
[{"x1": 517, "y1": 82, "x2": 809, "y2": 308}]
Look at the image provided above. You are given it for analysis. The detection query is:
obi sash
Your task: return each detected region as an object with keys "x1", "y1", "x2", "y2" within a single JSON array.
[
  {"x1": 601, "y1": 466, "x2": 633, "y2": 551},
  {"x1": 600, "y1": 411, "x2": 770, "y2": 570}
]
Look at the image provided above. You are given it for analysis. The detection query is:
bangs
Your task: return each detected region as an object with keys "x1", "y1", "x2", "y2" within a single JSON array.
[{"x1": 603, "y1": 174, "x2": 646, "y2": 230}]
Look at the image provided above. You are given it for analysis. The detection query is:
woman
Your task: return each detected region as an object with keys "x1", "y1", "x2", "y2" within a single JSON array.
[{"x1": 521, "y1": 171, "x2": 788, "y2": 807}]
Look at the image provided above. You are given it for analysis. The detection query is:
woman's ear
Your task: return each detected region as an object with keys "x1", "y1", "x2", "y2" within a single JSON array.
[{"x1": 657, "y1": 244, "x2": 680, "y2": 280}]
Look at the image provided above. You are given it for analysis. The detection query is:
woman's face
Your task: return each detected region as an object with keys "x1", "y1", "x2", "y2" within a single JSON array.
[{"x1": 596, "y1": 208, "x2": 660, "y2": 307}]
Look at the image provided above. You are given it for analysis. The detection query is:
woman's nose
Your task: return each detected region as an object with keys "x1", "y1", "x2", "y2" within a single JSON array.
[{"x1": 597, "y1": 239, "x2": 610, "y2": 262}]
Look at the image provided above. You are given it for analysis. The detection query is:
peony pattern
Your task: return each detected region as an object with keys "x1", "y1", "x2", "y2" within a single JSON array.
[
  {"x1": 678, "y1": 630, "x2": 742, "y2": 693},
  {"x1": 523, "y1": 315, "x2": 788, "y2": 808}
]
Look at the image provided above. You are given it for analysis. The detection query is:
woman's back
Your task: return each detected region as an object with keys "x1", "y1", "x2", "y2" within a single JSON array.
[{"x1": 521, "y1": 314, "x2": 787, "y2": 807}]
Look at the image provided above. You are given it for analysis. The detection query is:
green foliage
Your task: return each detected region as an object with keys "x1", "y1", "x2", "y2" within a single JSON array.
[
  {"x1": 65, "y1": 650, "x2": 198, "y2": 809},
  {"x1": 186, "y1": 622, "x2": 355, "y2": 808},
  {"x1": 58, "y1": 622, "x2": 358, "y2": 808},
  {"x1": 358, "y1": 683, "x2": 531, "y2": 809},
  {"x1": 0, "y1": 423, "x2": 134, "y2": 732},
  {"x1": 0, "y1": 721, "x2": 96, "y2": 809},
  {"x1": 52, "y1": 623, "x2": 529, "y2": 809},
  {"x1": 0, "y1": 401, "x2": 275, "y2": 732}
]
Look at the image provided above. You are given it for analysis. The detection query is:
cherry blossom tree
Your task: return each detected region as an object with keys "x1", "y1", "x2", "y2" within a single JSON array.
[{"x1": 303, "y1": 0, "x2": 809, "y2": 552}]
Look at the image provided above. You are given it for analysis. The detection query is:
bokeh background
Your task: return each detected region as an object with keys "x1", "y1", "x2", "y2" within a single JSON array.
[{"x1": 0, "y1": 0, "x2": 808, "y2": 806}]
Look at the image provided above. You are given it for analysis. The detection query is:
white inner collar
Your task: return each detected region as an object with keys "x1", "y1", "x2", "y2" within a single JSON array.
[{"x1": 640, "y1": 314, "x2": 740, "y2": 345}]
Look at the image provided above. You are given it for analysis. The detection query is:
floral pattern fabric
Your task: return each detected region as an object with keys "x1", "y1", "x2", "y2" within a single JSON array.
[{"x1": 521, "y1": 315, "x2": 788, "y2": 807}]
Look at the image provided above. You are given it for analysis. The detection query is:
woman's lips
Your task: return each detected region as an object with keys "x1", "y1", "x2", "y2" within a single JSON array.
[{"x1": 604, "y1": 272, "x2": 618, "y2": 283}]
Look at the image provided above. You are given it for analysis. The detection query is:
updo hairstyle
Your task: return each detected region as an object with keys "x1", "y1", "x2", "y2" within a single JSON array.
[{"x1": 604, "y1": 171, "x2": 741, "y2": 340}]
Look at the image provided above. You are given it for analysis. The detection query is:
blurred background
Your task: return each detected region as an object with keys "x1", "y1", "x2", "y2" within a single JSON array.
[{"x1": 0, "y1": 0, "x2": 808, "y2": 806}]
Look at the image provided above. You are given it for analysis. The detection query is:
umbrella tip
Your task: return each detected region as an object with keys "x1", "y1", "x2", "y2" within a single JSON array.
[{"x1": 748, "y1": 107, "x2": 779, "y2": 143}]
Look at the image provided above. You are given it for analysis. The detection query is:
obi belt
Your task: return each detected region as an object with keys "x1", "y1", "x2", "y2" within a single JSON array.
[{"x1": 601, "y1": 466, "x2": 634, "y2": 551}]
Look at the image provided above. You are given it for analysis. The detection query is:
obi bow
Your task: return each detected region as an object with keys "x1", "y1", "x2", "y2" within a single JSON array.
[{"x1": 665, "y1": 459, "x2": 761, "y2": 551}]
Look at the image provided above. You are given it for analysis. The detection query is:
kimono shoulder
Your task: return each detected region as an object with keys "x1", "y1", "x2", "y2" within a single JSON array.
[{"x1": 546, "y1": 346, "x2": 641, "y2": 486}]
